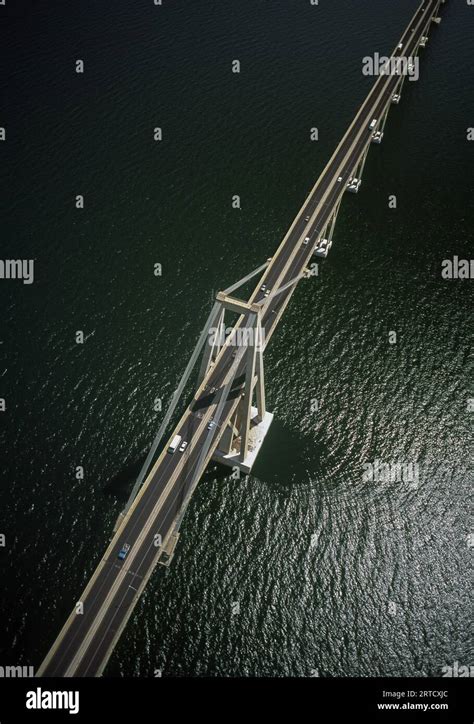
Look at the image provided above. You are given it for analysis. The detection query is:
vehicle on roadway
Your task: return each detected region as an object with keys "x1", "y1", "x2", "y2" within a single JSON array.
[
  {"x1": 167, "y1": 434, "x2": 182, "y2": 454},
  {"x1": 208, "y1": 419, "x2": 216, "y2": 431},
  {"x1": 398, "y1": 42, "x2": 403, "y2": 50},
  {"x1": 337, "y1": 176, "x2": 343, "y2": 183},
  {"x1": 369, "y1": 118, "x2": 377, "y2": 130},
  {"x1": 260, "y1": 283, "x2": 267, "y2": 294},
  {"x1": 179, "y1": 440, "x2": 188, "y2": 453},
  {"x1": 304, "y1": 214, "x2": 310, "y2": 221},
  {"x1": 303, "y1": 235, "x2": 311, "y2": 245},
  {"x1": 264, "y1": 288, "x2": 271, "y2": 297},
  {"x1": 118, "y1": 543, "x2": 130, "y2": 560}
]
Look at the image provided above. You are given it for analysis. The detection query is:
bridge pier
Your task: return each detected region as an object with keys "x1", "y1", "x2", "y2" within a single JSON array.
[
  {"x1": 392, "y1": 72, "x2": 406, "y2": 104},
  {"x1": 212, "y1": 406, "x2": 274, "y2": 474},
  {"x1": 346, "y1": 176, "x2": 361, "y2": 194},
  {"x1": 314, "y1": 197, "x2": 342, "y2": 258},
  {"x1": 392, "y1": 4, "x2": 439, "y2": 106},
  {"x1": 157, "y1": 529, "x2": 180, "y2": 567},
  {"x1": 210, "y1": 307, "x2": 273, "y2": 474},
  {"x1": 414, "y1": 8, "x2": 435, "y2": 57},
  {"x1": 346, "y1": 139, "x2": 371, "y2": 194},
  {"x1": 372, "y1": 102, "x2": 390, "y2": 144},
  {"x1": 432, "y1": 0, "x2": 443, "y2": 24}
]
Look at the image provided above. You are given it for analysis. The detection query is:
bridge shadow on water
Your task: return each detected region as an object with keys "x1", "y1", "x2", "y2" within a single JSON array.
[
  {"x1": 249, "y1": 418, "x2": 325, "y2": 490},
  {"x1": 200, "y1": 418, "x2": 324, "y2": 492},
  {"x1": 102, "y1": 450, "x2": 230, "y2": 506},
  {"x1": 101, "y1": 416, "x2": 323, "y2": 506},
  {"x1": 102, "y1": 454, "x2": 145, "y2": 502},
  {"x1": 191, "y1": 375, "x2": 245, "y2": 413}
]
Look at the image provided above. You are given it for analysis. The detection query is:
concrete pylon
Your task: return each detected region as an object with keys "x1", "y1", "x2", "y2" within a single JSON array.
[
  {"x1": 314, "y1": 196, "x2": 342, "y2": 258},
  {"x1": 432, "y1": 0, "x2": 442, "y2": 23},
  {"x1": 347, "y1": 140, "x2": 371, "y2": 193},
  {"x1": 197, "y1": 304, "x2": 226, "y2": 386},
  {"x1": 208, "y1": 295, "x2": 273, "y2": 474},
  {"x1": 372, "y1": 102, "x2": 391, "y2": 144},
  {"x1": 392, "y1": 72, "x2": 406, "y2": 104}
]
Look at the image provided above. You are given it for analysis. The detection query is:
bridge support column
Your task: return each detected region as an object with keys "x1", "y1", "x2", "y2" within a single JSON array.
[
  {"x1": 432, "y1": 0, "x2": 442, "y2": 24},
  {"x1": 197, "y1": 304, "x2": 226, "y2": 386},
  {"x1": 372, "y1": 102, "x2": 390, "y2": 144},
  {"x1": 196, "y1": 259, "x2": 274, "y2": 387},
  {"x1": 314, "y1": 197, "x2": 342, "y2": 258},
  {"x1": 217, "y1": 412, "x2": 240, "y2": 456},
  {"x1": 346, "y1": 173, "x2": 362, "y2": 194},
  {"x1": 413, "y1": 10, "x2": 434, "y2": 57},
  {"x1": 392, "y1": 6, "x2": 438, "y2": 106},
  {"x1": 211, "y1": 310, "x2": 273, "y2": 474},
  {"x1": 240, "y1": 315, "x2": 259, "y2": 460},
  {"x1": 255, "y1": 329, "x2": 266, "y2": 422},
  {"x1": 346, "y1": 140, "x2": 371, "y2": 194},
  {"x1": 392, "y1": 67, "x2": 409, "y2": 104}
]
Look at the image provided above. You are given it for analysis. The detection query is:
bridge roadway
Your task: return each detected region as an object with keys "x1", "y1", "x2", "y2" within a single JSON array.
[{"x1": 38, "y1": 0, "x2": 441, "y2": 677}]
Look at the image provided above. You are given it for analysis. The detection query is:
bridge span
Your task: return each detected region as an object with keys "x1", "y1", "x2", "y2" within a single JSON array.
[{"x1": 38, "y1": 0, "x2": 446, "y2": 677}]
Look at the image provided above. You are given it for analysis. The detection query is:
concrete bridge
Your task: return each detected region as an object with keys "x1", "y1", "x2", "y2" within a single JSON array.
[{"x1": 38, "y1": 0, "x2": 446, "y2": 677}]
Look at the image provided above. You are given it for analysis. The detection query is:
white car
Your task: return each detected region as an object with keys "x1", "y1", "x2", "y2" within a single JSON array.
[
  {"x1": 304, "y1": 214, "x2": 310, "y2": 221},
  {"x1": 369, "y1": 118, "x2": 377, "y2": 130},
  {"x1": 303, "y1": 235, "x2": 311, "y2": 245},
  {"x1": 207, "y1": 419, "x2": 216, "y2": 431},
  {"x1": 337, "y1": 176, "x2": 343, "y2": 183},
  {"x1": 179, "y1": 441, "x2": 188, "y2": 452}
]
